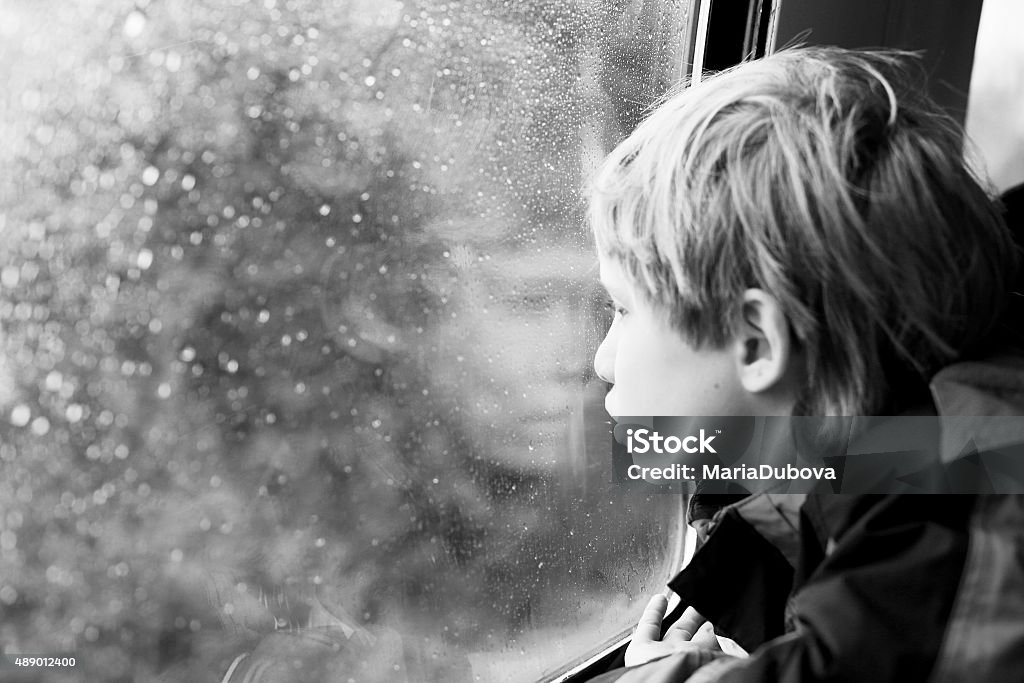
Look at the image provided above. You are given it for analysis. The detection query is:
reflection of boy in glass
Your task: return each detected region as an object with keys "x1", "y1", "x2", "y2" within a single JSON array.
[{"x1": 588, "y1": 47, "x2": 1024, "y2": 681}]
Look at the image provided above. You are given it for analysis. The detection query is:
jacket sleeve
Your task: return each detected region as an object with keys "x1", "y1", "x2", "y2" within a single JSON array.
[
  {"x1": 620, "y1": 495, "x2": 975, "y2": 683},
  {"x1": 669, "y1": 495, "x2": 802, "y2": 652}
]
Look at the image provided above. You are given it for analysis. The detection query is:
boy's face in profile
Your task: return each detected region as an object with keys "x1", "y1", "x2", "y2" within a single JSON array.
[{"x1": 594, "y1": 254, "x2": 752, "y2": 419}]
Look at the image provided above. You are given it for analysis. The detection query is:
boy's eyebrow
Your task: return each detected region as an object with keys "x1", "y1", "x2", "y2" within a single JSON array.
[{"x1": 598, "y1": 270, "x2": 626, "y2": 302}]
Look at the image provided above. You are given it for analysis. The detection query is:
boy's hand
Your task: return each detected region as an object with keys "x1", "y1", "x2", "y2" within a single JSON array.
[{"x1": 624, "y1": 595, "x2": 719, "y2": 667}]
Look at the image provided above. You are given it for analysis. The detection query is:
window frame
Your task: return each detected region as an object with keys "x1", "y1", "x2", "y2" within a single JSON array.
[{"x1": 539, "y1": 1, "x2": 779, "y2": 677}]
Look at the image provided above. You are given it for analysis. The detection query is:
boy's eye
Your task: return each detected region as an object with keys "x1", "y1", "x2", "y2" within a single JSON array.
[{"x1": 604, "y1": 300, "x2": 628, "y2": 317}]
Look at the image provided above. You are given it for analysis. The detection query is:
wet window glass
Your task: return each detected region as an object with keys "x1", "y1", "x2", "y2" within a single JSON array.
[{"x1": 0, "y1": 1, "x2": 690, "y2": 681}]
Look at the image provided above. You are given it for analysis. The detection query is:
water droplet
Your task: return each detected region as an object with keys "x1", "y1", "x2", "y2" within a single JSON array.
[
  {"x1": 123, "y1": 11, "x2": 147, "y2": 38},
  {"x1": 30, "y1": 416, "x2": 50, "y2": 436},
  {"x1": 1, "y1": 266, "x2": 19, "y2": 288}
]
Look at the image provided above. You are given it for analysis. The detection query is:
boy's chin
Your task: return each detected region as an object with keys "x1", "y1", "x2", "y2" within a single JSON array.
[{"x1": 605, "y1": 393, "x2": 661, "y2": 421}]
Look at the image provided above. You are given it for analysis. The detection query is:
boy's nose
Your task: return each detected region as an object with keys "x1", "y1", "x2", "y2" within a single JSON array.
[{"x1": 593, "y1": 333, "x2": 615, "y2": 384}]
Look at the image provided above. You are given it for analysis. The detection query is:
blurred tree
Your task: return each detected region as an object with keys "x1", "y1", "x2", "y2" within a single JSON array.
[{"x1": 0, "y1": 1, "x2": 685, "y2": 681}]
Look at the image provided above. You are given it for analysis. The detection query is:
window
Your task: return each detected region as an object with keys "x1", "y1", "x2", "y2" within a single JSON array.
[{"x1": 0, "y1": 1, "x2": 693, "y2": 681}]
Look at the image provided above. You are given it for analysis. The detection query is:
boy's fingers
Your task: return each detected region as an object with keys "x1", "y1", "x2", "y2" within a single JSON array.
[
  {"x1": 690, "y1": 620, "x2": 721, "y2": 650},
  {"x1": 634, "y1": 594, "x2": 669, "y2": 642},
  {"x1": 664, "y1": 605, "x2": 706, "y2": 641}
]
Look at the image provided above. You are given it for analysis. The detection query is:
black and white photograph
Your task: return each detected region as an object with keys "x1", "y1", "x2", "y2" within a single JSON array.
[{"x1": 2, "y1": 0, "x2": 1023, "y2": 681}]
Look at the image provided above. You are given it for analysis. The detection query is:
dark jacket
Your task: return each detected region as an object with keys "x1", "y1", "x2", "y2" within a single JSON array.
[{"x1": 590, "y1": 356, "x2": 1024, "y2": 682}]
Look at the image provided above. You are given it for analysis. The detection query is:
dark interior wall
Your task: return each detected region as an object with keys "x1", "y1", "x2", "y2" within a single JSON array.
[{"x1": 772, "y1": 0, "x2": 985, "y2": 123}]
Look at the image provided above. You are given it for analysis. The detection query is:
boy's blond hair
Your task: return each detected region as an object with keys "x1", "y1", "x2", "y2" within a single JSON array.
[{"x1": 590, "y1": 47, "x2": 1018, "y2": 415}]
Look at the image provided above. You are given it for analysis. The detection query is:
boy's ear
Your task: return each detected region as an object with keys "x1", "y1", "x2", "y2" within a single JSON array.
[{"x1": 733, "y1": 289, "x2": 793, "y2": 394}]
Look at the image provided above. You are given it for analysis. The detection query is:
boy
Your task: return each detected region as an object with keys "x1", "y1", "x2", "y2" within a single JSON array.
[{"x1": 587, "y1": 47, "x2": 1024, "y2": 681}]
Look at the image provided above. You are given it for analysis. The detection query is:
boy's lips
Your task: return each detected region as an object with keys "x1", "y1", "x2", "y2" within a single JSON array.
[{"x1": 603, "y1": 388, "x2": 621, "y2": 421}]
